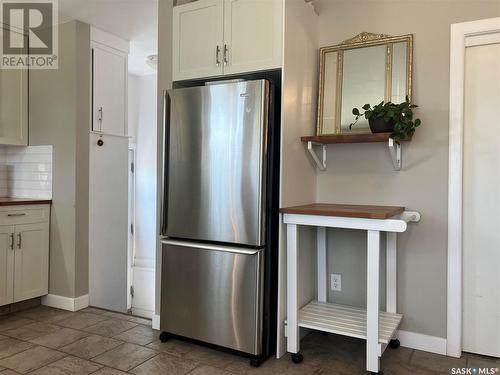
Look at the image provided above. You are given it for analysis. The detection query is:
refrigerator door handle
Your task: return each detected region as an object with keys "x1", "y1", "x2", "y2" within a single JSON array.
[
  {"x1": 160, "y1": 90, "x2": 171, "y2": 236},
  {"x1": 161, "y1": 239, "x2": 262, "y2": 256}
]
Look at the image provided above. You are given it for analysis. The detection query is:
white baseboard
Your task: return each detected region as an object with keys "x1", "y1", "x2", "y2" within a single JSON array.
[
  {"x1": 42, "y1": 294, "x2": 89, "y2": 312},
  {"x1": 152, "y1": 314, "x2": 160, "y2": 330},
  {"x1": 131, "y1": 307, "x2": 154, "y2": 319},
  {"x1": 398, "y1": 330, "x2": 447, "y2": 355}
]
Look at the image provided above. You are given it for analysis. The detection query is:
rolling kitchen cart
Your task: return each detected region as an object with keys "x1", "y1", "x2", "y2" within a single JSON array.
[{"x1": 281, "y1": 204, "x2": 420, "y2": 374}]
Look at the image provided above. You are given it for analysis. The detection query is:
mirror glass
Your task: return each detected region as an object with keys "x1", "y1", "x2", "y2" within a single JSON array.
[{"x1": 317, "y1": 33, "x2": 413, "y2": 135}]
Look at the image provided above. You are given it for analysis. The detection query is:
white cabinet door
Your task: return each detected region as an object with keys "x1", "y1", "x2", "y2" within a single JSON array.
[
  {"x1": 89, "y1": 133, "x2": 129, "y2": 312},
  {"x1": 93, "y1": 46, "x2": 127, "y2": 136},
  {"x1": 223, "y1": 0, "x2": 282, "y2": 75},
  {"x1": 0, "y1": 226, "x2": 14, "y2": 306},
  {"x1": 173, "y1": 0, "x2": 224, "y2": 81},
  {"x1": 13, "y1": 222, "x2": 49, "y2": 303},
  {"x1": 0, "y1": 30, "x2": 28, "y2": 145}
]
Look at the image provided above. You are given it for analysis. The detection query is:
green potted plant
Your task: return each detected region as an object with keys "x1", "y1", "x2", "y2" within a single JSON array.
[{"x1": 350, "y1": 97, "x2": 422, "y2": 143}]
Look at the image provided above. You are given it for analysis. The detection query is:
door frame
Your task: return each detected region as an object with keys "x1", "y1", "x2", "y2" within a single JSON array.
[
  {"x1": 127, "y1": 145, "x2": 136, "y2": 311},
  {"x1": 447, "y1": 17, "x2": 500, "y2": 358}
]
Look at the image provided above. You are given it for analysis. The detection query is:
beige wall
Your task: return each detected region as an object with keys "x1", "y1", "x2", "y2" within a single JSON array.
[
  {"x1": 74, "y1": 22, "x2": 91, "y2": 297},
  {"x1": 156, "y1": 0, "x2": 173, "y2": 315},
  {"x1": 315, "y1": 0, "x2": 500, "y2": 337},
  {"x1": 277, "y1": 0, "x2": 319, "y2": 354},
  {"x1": 30, "y1": 21, "x2": 90, "y2": 299}
]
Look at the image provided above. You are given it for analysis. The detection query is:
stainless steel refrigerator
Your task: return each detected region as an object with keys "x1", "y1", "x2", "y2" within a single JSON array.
[{"x1": 160, "y1": 78, "x2": 279, "y2": 365}]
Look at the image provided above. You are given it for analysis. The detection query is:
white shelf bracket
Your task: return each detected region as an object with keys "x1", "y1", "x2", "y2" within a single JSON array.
[
  {"x1": 388, "y1": 138, "x2": 402, "y2": 171},
  {"x1": 307, "y1": 141, "x2": 327, "y2": 171}
]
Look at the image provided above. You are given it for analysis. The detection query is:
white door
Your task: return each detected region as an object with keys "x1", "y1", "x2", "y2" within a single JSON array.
[
  {"x1": 13, "y1": 223, "x2": 49, "y2": 302},
  {"x1": 0, "y1": 226, "x2": 14, "y2": 306},
  {"x1": 173, "y1": 0, "x2": 224, "y2": 81},
  {"x1": 93, "y1": 46, "x2": 127, "y2": 136},
  {"x1": 89, "y1": 133, "x2": 129, "y2": 312},
  {"x1": 462, "y1": 34, "x2": 500, "y2": 357},
  {"x1": 223, "y1": 0, "x2": 282, "y2": 75}
]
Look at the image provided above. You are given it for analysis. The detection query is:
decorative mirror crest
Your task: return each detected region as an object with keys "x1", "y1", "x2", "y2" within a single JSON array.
[{"x1": 339, "y1": 32, "x2": 391, "y2": 45}]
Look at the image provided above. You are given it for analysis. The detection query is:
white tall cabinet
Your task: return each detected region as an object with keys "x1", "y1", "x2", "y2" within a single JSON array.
[
  {"x1": 173, "y1": 0, "x2": 283, "y2": 81},
  {"x1": 89, "y1": 28, "x2": 130, "y2": 313}
]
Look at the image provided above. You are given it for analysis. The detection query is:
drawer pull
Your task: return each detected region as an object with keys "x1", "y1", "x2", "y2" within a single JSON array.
[{"x1": 8, "y1": 213, "x2": 26, "y2": 217}]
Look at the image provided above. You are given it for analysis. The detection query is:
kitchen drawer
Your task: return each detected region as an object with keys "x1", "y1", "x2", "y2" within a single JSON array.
[{"x1": 0, "y1": 205, "x2": 50, "y2": 225}]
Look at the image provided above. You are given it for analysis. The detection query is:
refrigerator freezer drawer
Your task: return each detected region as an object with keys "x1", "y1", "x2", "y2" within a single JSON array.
[{"x1": 160, "y1": 240, "x2": 263, "y2": 355}]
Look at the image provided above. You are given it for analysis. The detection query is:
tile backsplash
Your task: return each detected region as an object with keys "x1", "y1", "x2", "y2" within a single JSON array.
[{"x1": 0, "y1": 145, "x2": 53, "y2": 199}]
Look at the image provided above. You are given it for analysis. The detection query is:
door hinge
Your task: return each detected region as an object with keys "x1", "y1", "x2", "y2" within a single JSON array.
[
  {"x1": 130, "y1": 162, "x2": 134, "y2": 173},
  {"x1": 130, "y1": 285, "x2": 134, "y2": 297}
]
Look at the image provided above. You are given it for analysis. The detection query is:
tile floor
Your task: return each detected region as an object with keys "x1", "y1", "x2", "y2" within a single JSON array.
[{"x1": 0, "y1": 306, "x2": 497, "y2": 374}]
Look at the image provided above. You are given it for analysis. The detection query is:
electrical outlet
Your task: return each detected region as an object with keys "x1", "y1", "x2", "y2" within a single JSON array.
[{"x1": 331, "y1": 274, "x2": 342, "y2": 291}]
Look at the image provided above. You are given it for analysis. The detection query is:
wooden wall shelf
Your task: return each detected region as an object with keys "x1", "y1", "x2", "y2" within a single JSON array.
[
  {"x1": 301, "y1": 132, "x2": 394, "y2": 144},
  {"x1": 302, "y1": 133, "x2": 410, "y2": 171}
]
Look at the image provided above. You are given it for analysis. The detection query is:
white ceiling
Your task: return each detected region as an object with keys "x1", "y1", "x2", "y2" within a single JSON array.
[{"x1": 58, "y1": 0, "x2": 158, "y2": 76}]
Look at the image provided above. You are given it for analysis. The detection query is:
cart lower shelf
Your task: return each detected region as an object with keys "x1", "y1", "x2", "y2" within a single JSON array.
[{"x1": 298, "y1": 301, "x2": 403, "y2": 344}]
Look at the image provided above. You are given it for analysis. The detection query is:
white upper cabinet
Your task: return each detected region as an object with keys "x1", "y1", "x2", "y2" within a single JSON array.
[
  {"x1": 173, "y1": 0, "x2": 224, "y2": 81},
  {"x1": 0, "y1": 29, "x2": 28, "y2": 146},
  {"x1": 92, "y1": 46, "x2": 127, "y2": 136},
  {"x1": 173, "y1": 0, "x2": 283, "y2": 81},
  {"x1": 223, "y1": 0, "x2": 282, "y2": 75}
]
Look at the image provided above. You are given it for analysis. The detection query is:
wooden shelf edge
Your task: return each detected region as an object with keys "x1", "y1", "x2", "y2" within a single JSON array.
[{"x1": 301, "y1": 133, "x2": 411, "y2": 144}]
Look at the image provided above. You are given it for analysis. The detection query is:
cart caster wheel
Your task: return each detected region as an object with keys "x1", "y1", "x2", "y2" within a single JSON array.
[
  {"x1": 249, "y1": 357, "x2": 263, "y2": 368},
  {"x1": 159, "y1": 332, "x2": 170, "y2": 343},
  {"x1": 389, "y1": 339, "x2": 400, "y2": 349},
  {"x1": 291, "y1": 353, "x2": 303, "y2": 364}
]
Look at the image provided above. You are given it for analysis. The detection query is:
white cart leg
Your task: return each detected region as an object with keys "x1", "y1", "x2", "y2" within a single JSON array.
[
  {"x1": 386, "y1": 232, "x2": 397, "y2": 314},
  {"x1": 287, "y1": 224, "x2": 300, "y2": 354},
  {"x1": 317, "y1": 227, "x2": 327, "y2": 303},
  {"x1": 367, "y1": 230, "x2": 380, "y2": 373}
]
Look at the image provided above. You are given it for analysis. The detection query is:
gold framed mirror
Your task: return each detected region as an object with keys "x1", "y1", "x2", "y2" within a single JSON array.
[{"x1": 317, "y1": 32, "x2": 413, "y2": 135}]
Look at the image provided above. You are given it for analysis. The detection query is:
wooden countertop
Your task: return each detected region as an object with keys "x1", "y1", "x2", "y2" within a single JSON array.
[
  {"x1": 280, "y1": 203, "x2": 405, "y2": 219},
  {"x1": 0, "y1": 197, "x2": 52, "y2": 206}
]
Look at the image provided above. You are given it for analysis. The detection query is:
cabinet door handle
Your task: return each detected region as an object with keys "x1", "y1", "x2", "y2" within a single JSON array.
[
  {"x1": 17, "y1": 233, "x2": 21, "y2": 249},
  {"x1": 223, "y1": 44, "x2": 229, "y2": 65},
  {"x1": 216, "y1": 45, "x2": 221, "y2": 66},
  {"x1": 7, "y1": 213, "x2": 26, "y2": 217},
  {"x1": 9, "y1": 233, "x2": 14, "y2": 250}
]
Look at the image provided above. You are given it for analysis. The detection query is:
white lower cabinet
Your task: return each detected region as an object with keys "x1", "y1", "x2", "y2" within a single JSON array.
[
  {"x1": 0, "y1": 226, "x2": 14, "y2": 306},
  {"x1": 0, "y1": 205, "x2": 50, "y2": 307}
]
